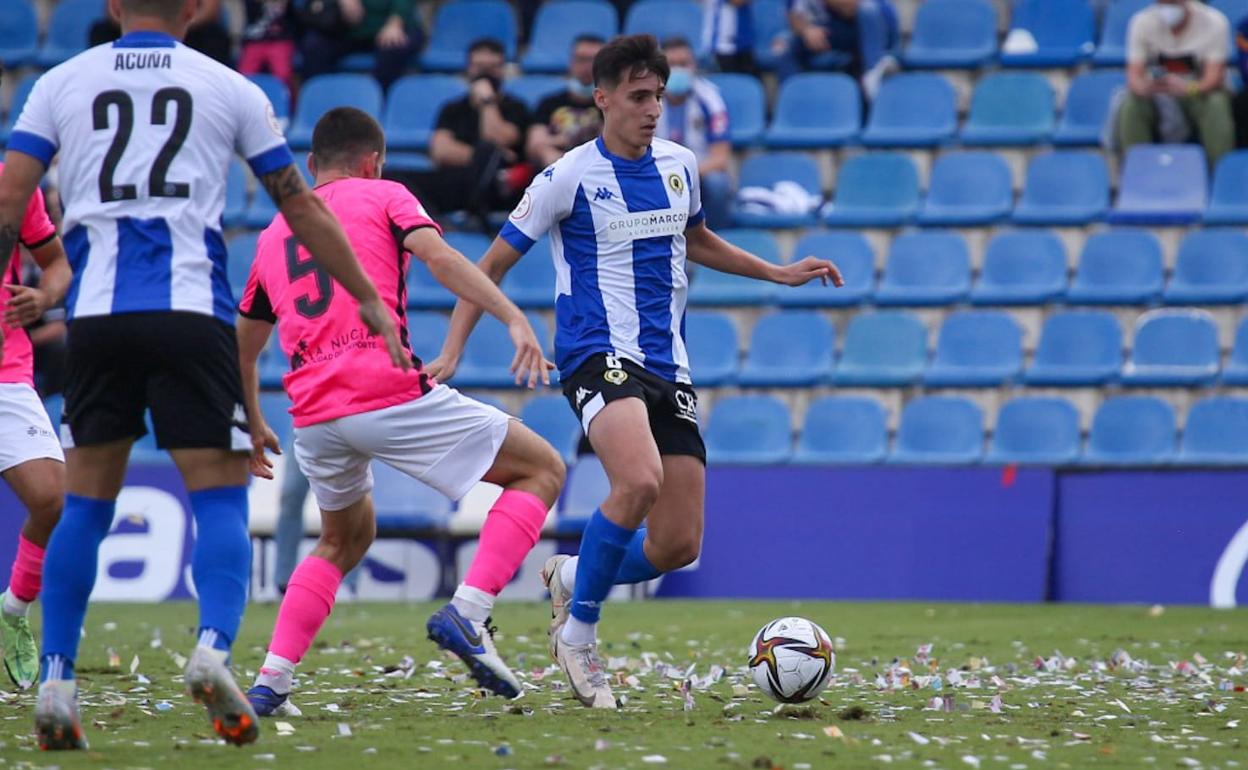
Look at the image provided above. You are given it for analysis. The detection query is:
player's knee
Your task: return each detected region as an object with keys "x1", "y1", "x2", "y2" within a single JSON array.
[
  {"x1": 26, "y1": 489, "x2": 64, "y2": 527},
  {"x1": 653, "y1": 534, "x2": 700, "y2": 571},
  {"x1": 614, "y1": 470, "x2": 662, "y2": 515}
]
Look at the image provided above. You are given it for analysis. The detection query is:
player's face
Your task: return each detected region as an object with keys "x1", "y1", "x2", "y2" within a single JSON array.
[{"x1": 596, "y1": 71, "x2": 664, "y2": 153}]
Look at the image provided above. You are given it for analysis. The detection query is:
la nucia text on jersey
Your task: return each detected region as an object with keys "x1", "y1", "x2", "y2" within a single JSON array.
[{"x1": 115, "y1": 52, "x2": 173, "y2": 71}]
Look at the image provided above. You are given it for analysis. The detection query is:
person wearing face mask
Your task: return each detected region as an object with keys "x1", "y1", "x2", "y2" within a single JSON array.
[
  {"x1": 655, "y1": 37, "x2": 733, "y2": 230},
  {"x1": 1117, "y1": 0, "x2": 1235, "y2": 165},
  {"x1": 528, "y1": 35, "x2": 606, "y2": 168}
]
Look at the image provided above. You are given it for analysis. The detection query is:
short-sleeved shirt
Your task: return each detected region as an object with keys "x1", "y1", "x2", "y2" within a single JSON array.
[
  {"x1": 1127, "y1": 3, "x2": 1231, "y2": 75},
  {"x1": 435, "y1": 94, "x2": 531, "y2": 163},
  {"x1": 534, "y1": 91, "x2": 603, "y2": 151},
  {"x1": 703, "y1": 0, "x2": 754, "y2": 56},
  {"x1": 656, "y1": 78, "x2": 730, "y2": 161},
  {"x1": 239, "y1": 177, "x2": 441, "y2": 427},
  {"x1": 0, "y1": 170, "x2": 57, "y2": 388},
  {"x1": 9, "y1": 30, "x2": 294, "y2": 324},
  {"x1": 498, "y1": 137, "x2": 704, "y2": 384}
]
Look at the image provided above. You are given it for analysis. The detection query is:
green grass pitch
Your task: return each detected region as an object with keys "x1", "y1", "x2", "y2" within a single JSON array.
[{"x1": 2, "y1": 600, "x2": 1245, "y2": 769}]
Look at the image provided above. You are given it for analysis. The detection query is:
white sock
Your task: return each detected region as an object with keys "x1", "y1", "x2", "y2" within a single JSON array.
[
  {"x1": 3, "y1": 591, "x2": 30, "y2": 617},
  {"x1": 560, "y1": 615, "x2": 597, "y2": 647},
  {"x1": 256, "y1": 653, "x2": 296, "y2": 693},
  {"x1": 450, "y1": 584, "x2": 494, "y2": 623},
  {"x1": 559, "y1": 556, "x2": 578, "y2": 592}
]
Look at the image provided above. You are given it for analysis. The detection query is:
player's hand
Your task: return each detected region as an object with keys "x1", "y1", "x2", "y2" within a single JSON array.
[
  {"x1": 2, "y1": 284, "x2": 50, "y2": 328},
  {"x1": 358, "y1": 299, "x2": 412, "y2": 372},
  {"x1": 424, "y1": 350, "x2": 460, "y2": 382},
  {"x1": 248, "y1": 419, "x2": 281, "y2": 480},
  {"x1": 776, "y1": 256, "x2": 844, "y2": 288},
  {"x1": 508, "y1": 318, "x2": 553, "y2": 389}
]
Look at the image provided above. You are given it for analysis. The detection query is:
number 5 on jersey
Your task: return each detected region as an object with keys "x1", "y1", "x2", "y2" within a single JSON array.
[{"x1": 285, "y1": 236, "x2": 334, "y2": 318}]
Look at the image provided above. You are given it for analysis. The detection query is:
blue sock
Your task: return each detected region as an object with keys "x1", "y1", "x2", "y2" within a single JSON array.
[
  {"x1": 613, "y1": 528, "x2": 662, "y2": 584},
  {"x1": 40, "y1": 495, "x2": 116, "y2": 681},
  {"x1": 189, "y1": 486, "x2": 251, "y2": 652},
  {"x1": 569, "y1": 509, "x2": 635, "y2": 624}
]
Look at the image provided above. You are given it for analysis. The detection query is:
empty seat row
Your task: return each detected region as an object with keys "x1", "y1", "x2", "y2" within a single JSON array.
[{"x1": 701, "y1": 393, "x2": 1248, "y2": 467}]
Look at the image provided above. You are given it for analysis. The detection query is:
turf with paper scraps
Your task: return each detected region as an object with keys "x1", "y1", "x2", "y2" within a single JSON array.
[{"x1": 1, "y1": 601, "x2": 1245, "y2": 769}]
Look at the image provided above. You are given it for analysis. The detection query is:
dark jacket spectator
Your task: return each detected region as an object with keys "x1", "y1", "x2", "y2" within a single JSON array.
[{"x1": 298, "y1": 0, "x2": 423, "y2": 90}]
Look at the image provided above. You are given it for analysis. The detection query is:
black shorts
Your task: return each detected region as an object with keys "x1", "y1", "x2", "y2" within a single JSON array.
[
  {"x1": 63, "y1": 312, "x2": 250, "y2": 451},
  {"x1": 562, "y1": 353, "x2": 706, "y2": 463}
]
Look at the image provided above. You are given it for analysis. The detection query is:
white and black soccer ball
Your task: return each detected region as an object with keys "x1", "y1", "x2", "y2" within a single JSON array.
[{"x1": 747, "y1": 616, "x2": 835, "y2": 704}]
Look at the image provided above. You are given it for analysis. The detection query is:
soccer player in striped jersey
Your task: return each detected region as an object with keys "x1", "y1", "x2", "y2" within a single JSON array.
[
  {"x1": 0, "y1": 0, "x2": 405, "y2": 750},
  {"x1": 428, "y1": 34, "x2": 843, "y2": 708},
  {"x1": 237, "y1": 107, "x2": 563, "y2": 713}
]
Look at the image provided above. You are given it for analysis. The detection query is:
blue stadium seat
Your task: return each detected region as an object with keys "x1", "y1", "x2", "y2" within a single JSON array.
[
  {"x1": 917, "y1": 151, "x2": 1013, "y2": 226},
  {"x1": 1083, "y1": 396, "x2": 1176, "y2": 465},
  {"x1": 764, "y1": 73, "x2": 859, "y2": 148},
  {"x1": 336, "y1": 52, "x2": 377, "y2": 73},
  {"x1": 684, "y1": 310, "x2": 739, "y2": 386},
  {"x1": 833, "y1": 311, "x2": 928, "y2": 386},
  {"x1": 1122, "y1": 310, "x2": 1220, "y2": 386},
  {"x1": 924, "y1": 310, "x2": 1023, "y2": 387},
  {"x1": 226, "y1": 233, "x2": 258, "y2": 297},
  {"x1": 1012, "y1": 151, "x2": 1110, "y2": 225},
  {"x1": 372, "y1": 461, "x2": 453, "y2": 532},
  {"x1": 1110, "y1": 144, "x2": 1208, "y2": 225},
  {"x1": 421, "y1": 0, "x2": 518, "y2": 71},
  {"x1": 1054, "y1": 71, "x2": 1125, "y2": 146},
  {"x1": 444, "y1": 231, "x2": 491, "y2": 262},
  {"x1": 455, "y1": 312, "x2": 552, "y2": 387},
  {"x1": 999, "y1": 0, "x2": 1096, "y2": 68},
  {"x1": 1024, "y1": 310, "x2": 1122, "y2": 386},
  {"x1": 223, "y1": 161, "x2": 249, "y2": 229},
  {"x1": 689, "y1": 229, "x2": 781, "y2": 304},
  {"x1": 406, "y1": 257, "x2": 456, "y2": 309},
  {"x1": 1204, "y1": 151, "x2": 1248, "y2": 225},
  {"x1": 903, "y1": 0, "x2": 997, "y2": 68},
  {"x1": 520, "y1": 395, "x2": 581, "y2": 464},
  {"x1": 704, "y1": 395, "x2": 792, "y2": 464},
  {"x1": 559, "y1": 456, "x2": 608, "y2": 533},
  {"x1": 733, "y1": 152, "x2": 822, "y2": 228},
  {"x1": 501, "y1": 238, "x2": 556, "y2": 308},
  {"x1": 751, "y1": 0, "x2": 791, "y2": 70},
  {"x1": 960, "y1": 73, "x2": 1055, "y2": 146},
  {"x1": 822, "y1": 152, "x2": 918, "y2": 227},
  {"x1": 258, "y1": 335, "x2": 288, "y2": 389},
  {"x1": 1066, "y1": 230, "x2": 1164, "y2": 305},
  {"x1": 243, "y1": 162, "x2": 314, "y2": 229},
  {"x1": 0, "y1": 73, "x2": 37, "y2": 145},
  {"x1": 1164, "y1": 229, "x2": 1248, "y2": 304},
  {"x1": 875, "y1": 231, "x2": 972, "y2": 305},
  {"x1": 970, "y1": 231, "x2": 1068, "y2": 305},
  {"x1": 504, "y1": 75, "x2": 566, "y2": 111},
  {"x1": 288, "y1": 75, "x2": 383, "y2": 149},
  {"x1": 861, "y1": 73, "x2": 958, "y2": 147},
  {"x1": 405, "y1": 311, "x2": 450, "y2": 365},
  {"x1": 1093, "y1": 0, "x2": 1152, "y2": 66},
  {"x1": 521, "y1": 0, "x2": 618, "y2": 73},
  {"x1": 706, "y1": 73, "x2": 765, "y2": 146},
  {"x1": 1223, "y1": 317, "x2": 1248, "y2": 385},
  {"x1": 41, "y1": 394, "x2": 63, "y2": 432},
  {"x1": 793, "y1": 396, "x2": 888, "y2": 464},
  {"x1": 259, "y1": 392, "x2": 294, "y2": 447},
  {"x1": 1178, "y1": 397, "x2": 1248, "y2": 465},
  {"x1": 624, "y1": 0, "x2": 705, "y2": 57},
  {"x1": 889, "y1": 396, "x2": 984, "y2": 465},
  {"x1": 385, "y1": 75, "x2": 466, "y2": 152},
  {"x1": 0, "y1": 0, "x2": 37, "y2": 68},
  {"x1": 987, "y1": 397, "x2": 1081, "y2": 465},
  {"x1": 739, "y1": 312, "x2": 835, "y2": 387},
  {"x1": 37, "y1": 0, "x2": 102, "y2": 67},
  {"x1": 247, "y1": 74, "x2": 292, "y2": 126},
  {"x1": 779, "y1": 231, "x2": 875, "y2": 306}
]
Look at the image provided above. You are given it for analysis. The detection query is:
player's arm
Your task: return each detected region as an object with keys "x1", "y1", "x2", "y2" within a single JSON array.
[
  {"x1": 685, "y1": 222, "x2": 844, "y2": 287},
  {"x1": 3, "y1": 237, "x2": 70, "y2": 329},
  {"x1": 406, "y1": 228, "x2": 549, "y2": 388},
  {"x1": 0, "y1": 152, "x2": 47, "y2": 363},
  {"x1": 236, "y1": 314, "x2": 281, "y2": 480},
  {"x1": 258, "y1": 164, "x2": 410, "y2": 371}
]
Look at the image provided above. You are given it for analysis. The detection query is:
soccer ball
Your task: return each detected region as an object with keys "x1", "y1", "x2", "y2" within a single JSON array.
[{"x1": 747, "y1": 616, "x2": 835, "y2": 703}]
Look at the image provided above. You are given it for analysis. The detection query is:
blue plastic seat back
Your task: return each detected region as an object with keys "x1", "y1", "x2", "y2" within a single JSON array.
[
  {"x1": 38, "y1": 0, "x2": 102, "y2": 66},
  {"x1": 1019, "y1": 151, "x2": 1109, "y2": 211},
  {"x1": 520, "y1": 395, "x2": 581, "y2": 461},
  {"x1": 1002, "y1": 0, "x2": 1096, "y2": 65},
  {"x1": 1071, "y1": 230, "x2": 1164, "y2": 297},
  {"x1": 2, "y1": 74, "x2": 39, "y2": 139},
  {"x1": 522, "y1": 0, "x2": 618, "y2": 72},
  {"x1": 1095, "y1": 0, "x2": 1152, "y2": 64},
  {"x1": 259, "y1": 392, "x2": 295, "y2": 447},
  {"x1": 422, "y1": 0, "x2": 518, "y2": 70},
  {"x1": 882, "y1": 232, "x2": 972, "y2": 291},
  {"x1": 226, "y1": 233, "x2": 259, "y2": 295},
  {"x1": 1056, "y1": 71, "x2": 1125, "y2": 144},
  {"x1": 706, "y1": 73, "x2": 765, "y2": 146},
  {"x1": 624, "y1": 0, "x2": 704, "y2": 56},
  {"x1": 1112, "y1": 144, "x2": 1209, "y2": 224},
  {"x1": 738, "y1": 152, "x2": 822, "y2": 197},
  {"x1": 704, "y1": 395, "x2": 792, "y2": 463},
  {"x1": 1207, "y1": 150, "x2": 1248, "y2": 222},
  {"x1": 863, "y1": 73, "x2": 957, "y2": 143},
  {"x1": 289, "y1": 75, "x2": 383, "y2": 146},
  {"x1": 931, "y1": 311, "x2": 1023, "y2": 370},
  {"x1": 962, "y1": 72, "x2": 1055, "y2": 140},
  {"x1": 743, "y1": 311, "x2": 835, "y2": 374},
  {"x1": 504, "y1": 75, "x2": 567, "y2": 111},
  {"x1": 248, "y1": 73, "x2": 291, "y2": 123},
  {"x1": 905, "y1": 0, "x2": 997, "y2": 66},
  {"x1": 563, "y1": 456, "x2": 609, "y2": 522},
  {"x1": 1181, "y1": 397, "x2": 1248, "y2": 460},
  {"x1": 829, "y1": 153, "x2": 919, "y2": 215},
  {"x1": 406, "y1": 311, "x2": 451, "y2": 364},
  {"x1": 1171, "y1": 229, "x2": 1248, "y2": 288},
  {"x1": 767, "y1": 73, "x2": 860, "y2": 144},
  {"x1": 0, "y1": 0, "x2": 38, "y2": 66},
  {"x1": 924, "y1": 151, "x2": 1013, "y2": 213},
  {"x1": 982, "y1": 231, "x2": 1067, "y2": 287},
  {"x1": 1087, "y1": 396, "x2": 1176, "y2": 463},
  {"x1": 797, "y1": 396, "x2": 888, "y2": 462},
  {"x1": 1130, "y1": 310, "x2": 1220, "y2": 369},
  {"x1": 751, "y1": 0, "x2": 791, "y2": 69},
  {"x1": 990, "y1": 397, "x2": 1081, "y2": 462},
  {"x1": 384, "y1": 75, "x2": 466, "y2": 151},
  {"x1": 894, "y1": 396, "x2": 984, "y2": 459},
  {"x1": 685, "y1": 311, "x2": 739, "y2": 384},
  {"x1": 784, "y1": 231, "x2": 875, "y2": 301},
  {"x1": 837, "y1": 311, "x2": 928, "y2": 377},
  {"x1": 1033, "y1": 311, "x2": 1123, "y2": 369}
]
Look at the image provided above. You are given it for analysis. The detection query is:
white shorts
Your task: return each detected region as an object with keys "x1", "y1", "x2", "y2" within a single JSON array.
[
  {"x1": 293, "y1": 385, "x2": 512, "y2": 511},
  {"x1": 0, "y1": 382, "x2": 65, "y2": 473}
]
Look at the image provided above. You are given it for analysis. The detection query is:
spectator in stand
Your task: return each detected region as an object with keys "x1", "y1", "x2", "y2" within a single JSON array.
[
  {"x1": 1233, "y1": 10, "x2": 1248, "y2": 148},
  {"x1": 90, "y1": 0, "x2": 232, "y2": 64},
  {"x1": 782, "y1": 0, "x2": 899, "y2": 96},
  {"x1": 1116, "y1": 0, "x2": 1234, "y2": 165},
  {"x1": 239, "y1": 0, "x2": 298, "y2": 93},
  {"x1": 527, "y1": 35, "x2": 605, "y2": 168},
  {"x1": 656, "y1": 37, "x2": 733, "y2": 230},
  {"x1": 297, "y1": 0, "x2": 424, "y2": 90},
  {"x1": 703, "y1": 0, "x2": 756, "y2": 74},
  {"x1": 411, "y1": 39, "x2": 532, "y2": 222}
]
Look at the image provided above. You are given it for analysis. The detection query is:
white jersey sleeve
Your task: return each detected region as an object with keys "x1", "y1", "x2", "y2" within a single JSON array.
[
  {"x1": 9, "y1": 70, "x2": 62, "y2": 166},
  {"x1": 498, "y1": 158, "x2": 577, "y2": 254},
  {"x1": 233, "y1": 76, "x2": 294, "y2": 176}
]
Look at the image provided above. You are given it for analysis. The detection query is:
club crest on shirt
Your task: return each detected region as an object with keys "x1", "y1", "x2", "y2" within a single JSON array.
[
  {"x1": 604, "y1": 368, "x2": 628, "y2": 385},
  {"x1": 511, "y1": 192, "x2": 533, "y2": 220},
  {"x1": 667, "y1": 172, "x2": 685, "y2": 196}
]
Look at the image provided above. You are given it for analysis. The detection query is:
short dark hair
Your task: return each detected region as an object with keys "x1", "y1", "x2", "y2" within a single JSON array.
[
  {"x1": 468, "y1": 38, "x2": 506, "y2": 58},
  {"x1": 311, "y1": 107, "x2": 386, "y2": 170},
  {"x1": 572, "y1": 33, "x2": 606, "y2": 49},
  {"x1": 120, "y1": 0, "x2": 184, "y2": 21},
  {"x1": 592, "y1": 34, "x2": 670, "y2": 89},
  {"x1": 661, "y1": 36, "x2": 693, "y2": 52}
]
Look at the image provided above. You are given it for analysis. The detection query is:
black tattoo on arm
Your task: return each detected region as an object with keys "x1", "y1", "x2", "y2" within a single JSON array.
[{"x1": 258, "y1": 164, "x2": 309, "y2": 207}]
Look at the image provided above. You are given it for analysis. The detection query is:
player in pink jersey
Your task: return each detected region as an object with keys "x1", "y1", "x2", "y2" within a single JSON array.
[
  {"x1": 0, "y1": 162, "x2": 71, "y2": 690},
  {"x1": 237, "y1": 108, "x2": 565, "y2": 711}
]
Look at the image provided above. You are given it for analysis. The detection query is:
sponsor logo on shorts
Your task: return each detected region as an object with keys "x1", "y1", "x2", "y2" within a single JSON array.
[
  {"x1": 674, "y1": 389, "x2": 698, "y2": 424},
  {"x1": 604, "y1": 368, "x2": 628, "y2": 385}
]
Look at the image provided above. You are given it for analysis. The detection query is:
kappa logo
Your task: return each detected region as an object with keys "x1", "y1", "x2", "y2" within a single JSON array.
[
  {"x1": 593, "y1": 186, "x2": 615, "y2": 202},
  {"x1": 575, "y1": 387, "x2": 595, "y2": 408}
]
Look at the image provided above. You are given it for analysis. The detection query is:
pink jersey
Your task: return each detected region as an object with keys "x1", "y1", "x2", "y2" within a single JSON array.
[
  {"x1": 239, "y1": 177, "x2": 441, "y2": 427},
  {"x1": 1, "y1": 167, "x2": 57, "y2": 388}
]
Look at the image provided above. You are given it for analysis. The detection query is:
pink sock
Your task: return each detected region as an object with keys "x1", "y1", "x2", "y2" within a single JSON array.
[
  {"x1": 463, "y1": 489, "x2": 548, "y2": 595},
  {"x1": 269, "y1": 556, "x2": 342, "y2": 664},
  {"x1": 8, "y1": 535, "x2": 45, "y2": 602}
]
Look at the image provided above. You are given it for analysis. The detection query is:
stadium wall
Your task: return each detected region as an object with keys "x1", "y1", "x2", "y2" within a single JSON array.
[{"x1": 1, "y1": 466, "x2": 1246, "y2": 607}]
